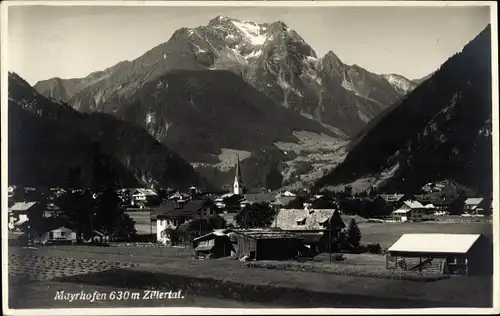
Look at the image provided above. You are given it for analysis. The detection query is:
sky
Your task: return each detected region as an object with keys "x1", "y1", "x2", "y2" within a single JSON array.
[{"x1": 8, "y1": 4, "x2": 491, "y2": 85}]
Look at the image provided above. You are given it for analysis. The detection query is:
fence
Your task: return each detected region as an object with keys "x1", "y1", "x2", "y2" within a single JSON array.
[{"x1": 427, "y1": 215, "x2": 492, "y2": 223}]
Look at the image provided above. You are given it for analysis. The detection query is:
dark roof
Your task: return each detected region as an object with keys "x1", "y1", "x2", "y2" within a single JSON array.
[
  {"x1": 154, "y1": 199, "x2": 214, "y2": 219},
  {"x1": 297, "y1": 233, "x2": 324, "y2": 244},
  {"x1": 242, "y1": 193, "x2": 277, "y2": 204},
  {"x1": 195, "y1": 244, "x2": 215, "y2": 252},
  {"x1": 376, "y1": 194, "x2": 408, "y2": 203},
  {"x1": 414, "y1": 195, "x2": 459, "y2": 206},
  {"x1": 192, "y1": 229, "x2": 232, "y2": 243},
  {"x1": 231, "y1": 228, "x2": 299, "y2": 240}
]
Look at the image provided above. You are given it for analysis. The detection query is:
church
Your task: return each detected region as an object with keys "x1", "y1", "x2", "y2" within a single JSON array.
[{"x1": 233, "y1": 154, "x2": 245, "y2": 195}]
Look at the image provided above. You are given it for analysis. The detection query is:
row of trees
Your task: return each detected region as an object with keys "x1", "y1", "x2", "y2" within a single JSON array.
[{"x1": 52, "y1": 188, "x2": 137, "y2": 241}]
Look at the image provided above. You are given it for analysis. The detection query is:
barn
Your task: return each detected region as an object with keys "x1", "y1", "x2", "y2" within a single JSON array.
[
  {"x1": 230, "y1": 229, "x2": 303, "y2": 261},
  {"x1": 192, "y1": 229, "x2": 235, "y2": 259},
  {"x1": 386, "y1": 233, "x2": 492, "y2": 276}
]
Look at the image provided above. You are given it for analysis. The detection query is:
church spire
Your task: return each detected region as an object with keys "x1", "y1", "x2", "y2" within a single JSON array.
[{"x1": 233, "y1": 154, "x2": 244, "y2": 195}]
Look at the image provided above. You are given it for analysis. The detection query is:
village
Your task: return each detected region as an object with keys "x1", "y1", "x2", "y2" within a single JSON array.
[{"x1": 8, "y1": 156, "x2": 493, "y2": 278}]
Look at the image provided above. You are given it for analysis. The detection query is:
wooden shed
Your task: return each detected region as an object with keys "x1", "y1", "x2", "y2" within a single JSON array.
[
  {"x1": 192, "y1": 229, "x2": 235, "y2": 259},
  {"x1": 386, "y1": 233, "x2": 492, "y2": 276},
  {"x1": 231, "y1": 229, "x2": 303, "y2": 261}
]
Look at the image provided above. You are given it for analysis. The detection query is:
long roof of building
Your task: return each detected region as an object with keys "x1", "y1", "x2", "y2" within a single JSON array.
[
  {"x1": 465, "y1": 198, "x2": 484, "y2": 205},
  {"x1": 9, "y1": 201, "x2": 38, "y2": 212},
  {"x1": 399, "y1": 200, "x2": 425, "y2": 209},
  {"x1": 153, "y1": 199, "x2": 214, "y2": 219},
  {"x1": 231, "y1": 228, "x2": 298, "y2": 240},
  {"x1": 274, "y1": 209, "x2": 345, "y2": 231},
  {"x1": 388, "y1": 233, "x2": 482, "y2": 254}
]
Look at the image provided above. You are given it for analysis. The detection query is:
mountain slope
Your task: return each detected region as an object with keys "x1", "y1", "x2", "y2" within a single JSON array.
[
  {"x1": 33, "y1": 61, "x2": 131, "y2": 103},
  {"x1": 92, "y1": 69, "x2": 347, "y2": 189},
  {"x1": 104, "y1": 69, "x2": 342, "y2": 161},
  {"x1": 413, "y1": 72, "x2": 434, "y2": 86},
  {"x1": 315, "y1": 25, "x2": 492, "y2": 195},
  {"x1": 382, "y1": 73, "x2": 417, "y2": 95},
  {"x1": 35, "y1": 16, "x2": 412, "y2": 136},
  {"x1": 8, "y1": 72, "x2": 210, "y2": 190}
]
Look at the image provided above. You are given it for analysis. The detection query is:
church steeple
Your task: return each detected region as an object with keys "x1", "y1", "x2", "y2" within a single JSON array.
[{"x1": 233, "y1": 154, "x2": 244, "y2": 195}]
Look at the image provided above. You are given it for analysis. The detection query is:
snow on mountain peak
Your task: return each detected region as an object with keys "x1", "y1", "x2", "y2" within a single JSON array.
[
  {"x1": 231, "y1": 20, "x2": 267, "y2": 45},
  {"x1": 382, "y1": 73, "x2": 416, "y2": 95}
]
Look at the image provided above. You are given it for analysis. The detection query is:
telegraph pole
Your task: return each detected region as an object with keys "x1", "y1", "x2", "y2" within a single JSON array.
[{"x1": 329, "y1": 217, "x2": 332, "y2": 262}]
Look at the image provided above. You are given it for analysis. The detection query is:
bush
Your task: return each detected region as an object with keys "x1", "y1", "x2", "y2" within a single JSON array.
[{"x1": 367, "y1": 243, "x2": 382, "y2": 254}]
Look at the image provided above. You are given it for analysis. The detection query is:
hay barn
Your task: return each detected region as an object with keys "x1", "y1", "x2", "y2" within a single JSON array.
[{"x1": 386, "y1": 233, "x2": 492, "y2": 276}]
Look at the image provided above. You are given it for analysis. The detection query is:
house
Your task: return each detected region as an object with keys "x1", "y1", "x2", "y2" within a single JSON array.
[
  {"x1": 49, "y1": 187, "x2": 67, "y2": 198},
  {"x1": 168, "y1": 191, "x2": 191, "y2": 203},
  {"x1": 374, "y1": 193, "x2": 415, "y2": 210},
  {"x1": 240, "y1": 193, "x2": 280, "y2": 209},
  {"x1": 44, "y1": 202, "x2": 62, "y2": 218},
  {"x1": 275, "y1": 191, "x2": 300, "y2": 207},
  {"x1": 229, "y1": 229, "x2": 304, "y2": 261},
  {"x1": 386, "y1": 233, "x2": 492, "y2": 276},
  {"x1": 464, "y1": 198, "x2": 491, "y2": 215},
  {"x1": 154, "y1": 199, "x2": 218, "y2": 244},
  {"x1": 8, "y1": 202, "x2": 42, "y2": 231},
  {"x1": 391, "y1": 200, "x2": 430, "y2": 222},
  {"x1": 192, "y1": 229, "x2": 235, "y2": 259},
  {"x1": 131, "y1": 188, "x2": 160, "y2": 207},
  {"x1": 422, "y1": 182, "x2": 447, "y2": 193},
  {"x1": 214, "y1": 193, "x2": 244, "y2": 212},
  {"x1": 117, "y1": 189, "x2": 132, "y2": 205},
  {"x1": 273, "y1": 208, "x2": 346, "y2": 252},
  {"x1": 189, "y1": 186, "x2": 201, "y2": 198},
  {"x1": 43, "y1": 226, "x2": 77, "y2": 245},
  {"x1": 24, "y1": 218, "x2": 77, "y2": 245},
  {"x1": 8, "y1": 185, "x2": 16, "y2": 199},
  {"x1": 89, "y1": 230, "x2": 109, "y2": 244}
]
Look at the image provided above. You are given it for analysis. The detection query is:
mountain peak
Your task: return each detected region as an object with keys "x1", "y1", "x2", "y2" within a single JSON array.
[
  {"x1": 321, "y1": 50, "x2": 344, "y2": 68},
  {"x1": 208, "y1": 15, "x2": 236, "y2": 26},
  {"x1": 324, "y1": 50, "x2": 342, "y2": 61}
]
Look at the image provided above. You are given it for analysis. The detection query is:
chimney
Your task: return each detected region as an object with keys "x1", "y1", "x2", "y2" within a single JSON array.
[{"x1": 304, "y1": 203, "x2": 314, "y2": 214}]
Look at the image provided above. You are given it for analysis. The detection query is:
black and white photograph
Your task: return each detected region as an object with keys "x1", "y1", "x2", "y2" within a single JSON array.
[{"x1": 1, "y1": 1, "x2": 498, "y2": 314}]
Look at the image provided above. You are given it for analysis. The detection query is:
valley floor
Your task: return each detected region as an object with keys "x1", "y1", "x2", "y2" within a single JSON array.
[{"x1": 6, "y1": 222, "x2": 494, "y2": 310}]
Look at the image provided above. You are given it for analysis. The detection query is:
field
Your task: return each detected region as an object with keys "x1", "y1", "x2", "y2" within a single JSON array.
[
  {"x1": 7, "y1": 221, "x2": 494, "y2": 310},
  {"x1": 357, "y1": 221, "x2": 493, "y2": 249},
  {"x1": 126, "y1": 211, "x2": 155, "y2": 235}
]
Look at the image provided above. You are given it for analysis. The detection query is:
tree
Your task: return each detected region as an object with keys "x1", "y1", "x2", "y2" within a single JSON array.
[
  {"x1": 65, "y1": 166, "x2": 83, "y2": 189},
  {"x1": 91, "y1": 142, "x2": 118, "y2": 190},
  {"x1": 163, "y1": 227, "x2": 182, "y2": 246},
  {"x1": 235, "y1": 203, "x2": 277, "y2": 228},
  {"x1": 187, "y1": 215, "x2": 227, "y2": 235},
  {"x1": 283, "y1": 196, "x2": 307, "y2": 209},
  {"x1": 56, "y1": 189, "x2": 95, "y2": 239},
  {"x1": 346, "y1": 219, "x2": 362, "y2": 248},
  {"x1": 113, "y1": 213, "x2": 137, "y2": 240},
  {"x1": 448, "y1": 196, "x2": 466, "y2": 215},
  {"x1": 311, "y1": 197, "x2": 334, "y2": 209},
  {"x1": 343, "y1": 185, "x2": 353, "y2": 196},
  {"x1": 93, "y1": 187, "x2": 122, "y2": 235}
]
